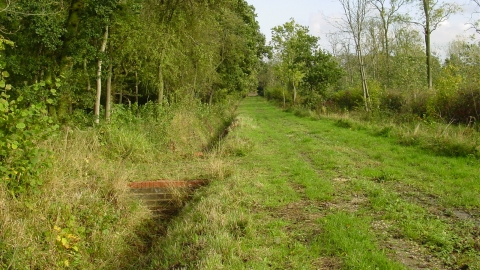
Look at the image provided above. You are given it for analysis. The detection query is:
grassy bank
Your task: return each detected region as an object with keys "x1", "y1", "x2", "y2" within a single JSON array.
[
  {"x1": 144, "y1": 97, "x2": 479, "y2": 269},
  {"x1": 0, "y1": 99, "x2": 235, "y2": 269}
]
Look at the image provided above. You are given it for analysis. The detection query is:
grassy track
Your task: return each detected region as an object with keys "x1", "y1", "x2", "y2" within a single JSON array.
[{"x1": 145, "y1": 97, "x2": 480, "y2": 269}]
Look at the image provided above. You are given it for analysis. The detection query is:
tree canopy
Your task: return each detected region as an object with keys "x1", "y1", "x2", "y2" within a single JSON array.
[{"x1": 0, "y1": 0, "x2": 266, "y2": 120}]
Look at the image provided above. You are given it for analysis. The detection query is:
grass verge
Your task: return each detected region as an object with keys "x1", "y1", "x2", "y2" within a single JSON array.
[{"x1": 0, "y1": 99, "x2": 234, "y2": 269}]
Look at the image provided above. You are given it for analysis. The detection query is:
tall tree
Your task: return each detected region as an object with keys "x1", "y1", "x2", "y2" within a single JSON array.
[
  {"x1": 406, "y1": 0, "x2": 461, "y2": 89},
  {"x1": 338, "y1": 0, "x2": 371, "y2": 111},
  {"x1": 471, "y1": 0, "x2": 480, "y2": 34},
  {"x1": 369, "y1": 0, "x2": 409, "y2": 87},
  {"x1": 271, "y1": 19, "x2": 318, "y2": 105}
]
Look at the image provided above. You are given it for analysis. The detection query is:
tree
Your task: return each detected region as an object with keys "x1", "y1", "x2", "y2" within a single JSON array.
[
  {"x1": 303, "y1": 49, "x2": 344, "y2": 96},
  {"x1": 338, "y1": 0, "x2": 371, "y2": 111},
  {"x1": 369, "y1": 0, "x2": 409, "y2": 87},
  {"x1": 471, "y1": 0, "x2": 480, "y2": 34},
  {"x1": 270, "y1": 19, "x2": 318, "y2": 106},
  {"x1": 0, "y1": 0, "x2": 266, "y2": 123},
  {"x1": 406, "y1": 0, "x2": 461, "y2": 89}
]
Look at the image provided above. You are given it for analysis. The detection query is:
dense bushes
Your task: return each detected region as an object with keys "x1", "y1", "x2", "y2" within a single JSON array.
[
  {"x1": 432, "y1": 87, "x2": 480, "y2": 124},
  {"x1": 330, "y1": 89, "x2": 363, "y2": 111},
  {"x1": 264, "y1": 86, "x2": 292, "y2": 106},
  {"x1": 379, "y1": 90, "x2": 404, "y2": 113}
]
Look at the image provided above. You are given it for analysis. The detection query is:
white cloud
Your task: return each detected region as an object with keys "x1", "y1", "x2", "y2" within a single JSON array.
[
  {"x1": 439, "y1": 20, "x2": 451, "y2": 27},
  {"x1": 309, "y1": 12, "x2": 324, "y2": 36}
]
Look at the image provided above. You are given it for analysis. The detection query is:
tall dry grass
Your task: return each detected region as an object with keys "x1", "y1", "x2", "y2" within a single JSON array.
[{"x1": 0, "y1": 99, "x2": 235, "y2": 269}]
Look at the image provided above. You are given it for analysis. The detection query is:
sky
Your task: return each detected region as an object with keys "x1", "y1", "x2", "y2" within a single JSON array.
[{"x1": 245, "y1": 0, "x2": 480, "y2": 55}]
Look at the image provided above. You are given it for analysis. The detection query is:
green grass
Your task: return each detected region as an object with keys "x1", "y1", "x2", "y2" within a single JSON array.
[
  {"x1": 0, "y1": 100, "x2": 235, "y2": 269},
  {"x1": 5, "y1": 97, "x2": 478, "y2": 269},
  {"x1": 141, "y1": 97, "x2": 480, "y2": 269}
]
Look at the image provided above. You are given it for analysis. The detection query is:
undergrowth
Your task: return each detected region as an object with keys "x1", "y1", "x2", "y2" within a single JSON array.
[{"x1": 0, "y1": 98, "x2": 236, "y2": 269}]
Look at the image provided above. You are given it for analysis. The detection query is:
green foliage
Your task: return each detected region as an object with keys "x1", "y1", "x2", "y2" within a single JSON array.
[
  {"x1": 302, "y1": 49, "x2": 344, "y2": 96},
  {"x1": 1, "y1": 0, "x2": 264, "y2": 120},
  {"x1": 264, "y1": 86, "x2": 291, "y2": 104},
  {"x1": 270, "y1": 19, "x2": 343, "y2": 106},
  {"x1": 0, "y1": 89, "x2": 58, "y2": 195},
  {"x1": 331, "y1": 88, "x2": 363, "y2": 111},
  {"x1": 379, "y1": 90, "x2": 405, "y2": 113}
]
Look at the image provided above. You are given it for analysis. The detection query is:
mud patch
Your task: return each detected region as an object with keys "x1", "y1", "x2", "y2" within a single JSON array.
[
  {"x1": 372, "y1": 220, "x2": 446, "y2": 270},
  {"x1": 311, "y1": 257, "x2": 343, "y2": 270},
  {"x1": 328, "y1": 195, "x2": 367, "y2": 213}
]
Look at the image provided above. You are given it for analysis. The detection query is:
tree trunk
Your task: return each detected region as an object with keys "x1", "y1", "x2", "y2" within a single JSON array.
[
  {"x1": 381, "y1": 14, "x2": 391, "y2": 88},
  {"x1": 135, "y1": 70, "x2": 139, "y2": 104},
  {"x1": 209, "y1": 89, "x2": 214, "y2": 105},
  {"x1": 158, "y1": 63, "x2": 164, "y2": 104},
  {"x1": 60, "y1": 0, "x2": 83, "y2": 71},
  {"x1": 292, "y1": 81, "x2": 297, "y2": 106},
  {"x1": 105, "y1": 64, "x2": 112, "y2": 122},
  {"x1": 357, "y1": 43, "x2": 370, "y2": 111},
  {"x1": 84, "y1": 58, "x2": 91, "y2": 92},
  {"x1": 94, "y1": 25, "x2": 109, "y2": 124},
  {"x1": 422, "y1": 0, "x2": 432, "y2": 89}
]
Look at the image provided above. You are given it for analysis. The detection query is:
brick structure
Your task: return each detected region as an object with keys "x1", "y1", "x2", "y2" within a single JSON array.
[{"x1": 128, "y1": 180, "x2": 207, "y2": 216}]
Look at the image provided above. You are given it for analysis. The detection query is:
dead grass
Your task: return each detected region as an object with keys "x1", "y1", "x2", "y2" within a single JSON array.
[{"x1": 0, "y1": 101, "x2": 234, "y2": 269}]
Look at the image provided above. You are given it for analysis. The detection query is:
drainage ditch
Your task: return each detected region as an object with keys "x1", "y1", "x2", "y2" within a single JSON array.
[
  {"x1": 128, "y1": 179, "x2": 208, "y2": 218},
  {"x1": 125, "y1": 116, "x2": 237, "y2": 268}
]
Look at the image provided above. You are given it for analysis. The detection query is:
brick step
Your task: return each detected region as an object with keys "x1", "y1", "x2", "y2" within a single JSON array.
[{"x1": 128, "y1": 180, "x2": 207, "y2": 216}]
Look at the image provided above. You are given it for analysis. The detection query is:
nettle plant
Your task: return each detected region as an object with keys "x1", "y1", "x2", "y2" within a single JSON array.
[{"x1": 0, "y1": 55, "x2": 59, "y2": 195}]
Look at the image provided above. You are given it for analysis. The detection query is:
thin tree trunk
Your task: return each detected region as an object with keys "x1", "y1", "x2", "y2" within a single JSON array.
[
  {"x1": 357, "y1": 43, "x2": 370, "y2": 111},
  {"x1": 111, "y1": 71, "x2": 116, "y2": 104},
  {"x1": 135, "y1": 70, "x2": 139, "y2": 104},
  {"x1": 382, "y1": 17, "x2": 390, "y2": 88},
  {"x1": 84, "y1": 58, "x2": 91, "y2": 92},
  {"x1": 422, "y1": 0, "x2": 432, "y2": 89},
  {"x1": 292, "y1": 81, "x2": 297, "y2": 106},
  {"x1": 158, "y1": 63, "x2": 164, "y2": 104},
  {"x1": 193, "y1": 63, "x2": 198, "y2": 98},
  {"x1": 94, "y1": 25, "x2": 109, "y2": 124},
  {"x1": 209, "y1": 89, "x2": 214, "y2": 105},
  {"x1": 105, "y1": 63, "x2": 112, "y2": 122}
]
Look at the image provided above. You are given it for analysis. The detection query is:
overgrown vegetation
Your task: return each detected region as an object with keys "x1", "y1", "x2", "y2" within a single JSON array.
[
  {"x1": 2, "y1": 0, "x2": 480, "y2": 268},
  {"x1": 0, "y1": 0, "x2": 263, "y2": 268},
  {"x1": 0, "y1": 99, "x2": 235, "y2": 268},
  {"x1": 140, "y1": 98, "x2": 480, "y2": 269}
]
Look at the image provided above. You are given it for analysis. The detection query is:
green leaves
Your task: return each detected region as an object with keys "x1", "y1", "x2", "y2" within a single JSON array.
[
  {"x1": 1, "y1": 76, "x2": 58, "y2": 195},
  {"x1": 16, "y1": 122, "x2": 26, "y2": 129},
  {"x1": 270, "y1": 19, "x2": 343, "y2": 106}
]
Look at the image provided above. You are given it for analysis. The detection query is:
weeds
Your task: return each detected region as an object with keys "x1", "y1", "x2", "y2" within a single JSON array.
[
  {"x1": 0, "y1": 99, "x2": 235, "y2": 269},
  {"x1": 143, "y1": 97, "x2": 480, "y2": 269}
]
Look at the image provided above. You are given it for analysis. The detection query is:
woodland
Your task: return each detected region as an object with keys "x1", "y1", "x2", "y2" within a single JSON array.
[{"x1": 1, "y1": 0, "x2": 480, "y2": 268}]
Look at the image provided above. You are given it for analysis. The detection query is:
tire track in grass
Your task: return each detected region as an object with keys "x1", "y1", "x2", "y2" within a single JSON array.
[
  {"x1": 241, "y1": 98, "x2": 406, "y2": 269},
  {"x1": 272, "y1": 103, "x2": 479, "y2": 269},
  {"x1": 147, "y1": 98, "x2": 478, "y2": 269}
]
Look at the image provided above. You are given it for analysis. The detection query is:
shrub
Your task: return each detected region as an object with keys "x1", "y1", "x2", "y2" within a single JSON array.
[
  {"x1": 380, "y1": 90, "x2": 404, "y2": 113},
  {"x1": 449, "y1": 87, "x2": 480, "y2": 124},
  {"x1": 332, "y1": 88, "x2": 363, "y2": 111},
  {"x1": 264, "y1": 86, "x2": 291, "y2": 105},
  {"x1": 407, "y1": 90, "x2": 430, "y2": 118},
  {"x1": 1, "y1": 81, "x2": 58, "y2": 195}
]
